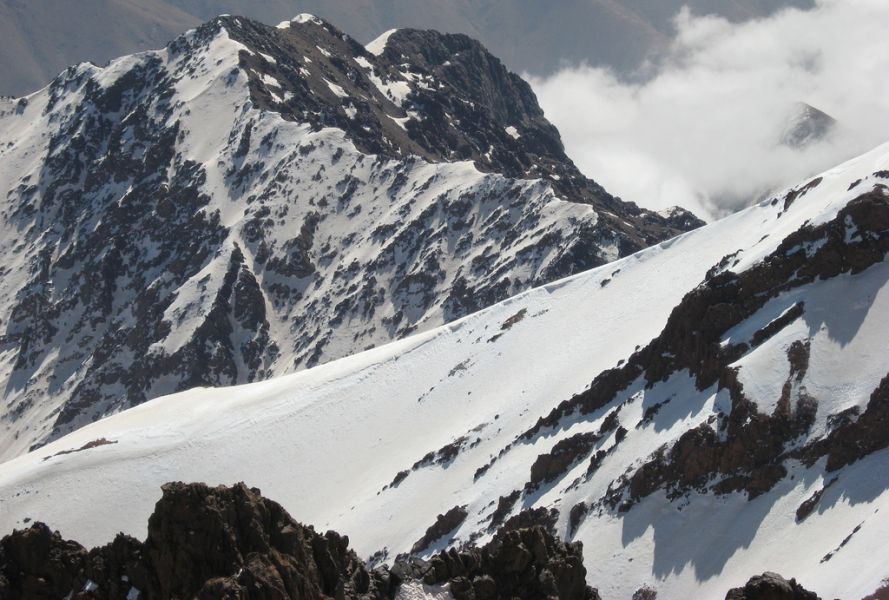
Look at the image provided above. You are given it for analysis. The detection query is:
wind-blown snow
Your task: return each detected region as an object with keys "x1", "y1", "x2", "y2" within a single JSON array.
[{"x1": 1, "y1": 141, "x2": 888, "y2": 598}]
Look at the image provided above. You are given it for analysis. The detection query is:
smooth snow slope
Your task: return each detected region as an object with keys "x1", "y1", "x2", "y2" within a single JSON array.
[{"x1": 2, "y1": 142, "x2": 889, "y2": 598}]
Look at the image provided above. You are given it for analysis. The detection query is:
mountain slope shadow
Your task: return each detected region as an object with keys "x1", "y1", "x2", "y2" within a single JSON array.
[{"x1": 620, "y1": 476, "x2": 791, "y2": 582}]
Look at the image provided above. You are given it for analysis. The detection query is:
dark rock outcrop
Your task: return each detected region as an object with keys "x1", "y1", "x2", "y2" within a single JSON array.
[
  {"x1": 0, "y1": 482, "x2": 603, "y2": 600},
  {"x1": 528, "y1": 431, "x2": 600, "y2": 488},
  {"x1": 633, "y1": 586, "x2": 658, "y2": 600},
  {"x1": 0, "y1": 522, "x2": 91, "y2": 599},
  {"x1": 421, "y1": 526, "x2": 600, "y2": 600},
  {"x1": 489, "y1": 491, "x2": 522, "y2": 531},
  {"x1": 725, "y1": 572, "x2": 820, "y2": 600},
  {"x1": 0, "y1": 482, "x2": 387, "y2": 600},
  {"x1": 411, "y1": 506, "x2": 469, "y2": 554},
  {"x1": 500, "y1": 508, "x2": 560, "y2": 536},
  {"x1": 862, "y1": 580, "x2": 889, "y2": 600}
]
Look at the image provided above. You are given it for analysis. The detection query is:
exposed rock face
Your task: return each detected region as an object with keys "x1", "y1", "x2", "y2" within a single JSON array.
[
  {"x1": 725, "y1": 572, "x2": 820, "y2": 600},
  {"x1": 862, "y1": 580, "x2": 889, "y2": 600},
  {"x1": 145, "y1": 482, "x2": 383, "y2": 599},
  {"x1": 0, "y1": 482, "x2": 602, "y2": 600},
  {"x1": 499, "y1": 508, "x2": 560, "y2": 536},
  {"x1": 529, "y1": 432, "x2": 600, "y2": 487},
  {"x1": 0, "y1": 13, "x2": 699, "y2": 461}
]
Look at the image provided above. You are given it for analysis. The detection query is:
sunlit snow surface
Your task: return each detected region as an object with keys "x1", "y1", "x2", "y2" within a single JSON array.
[
  {"x1": 2, "y1": 39, "x2": 889, "y2": 600},
  {"x1": 366, "y1": 29, "x2": 398, "y2": 56}
]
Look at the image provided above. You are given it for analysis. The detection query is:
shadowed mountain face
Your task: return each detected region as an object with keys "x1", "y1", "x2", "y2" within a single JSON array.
[
  {"x1": 0, "y1": 0, "x2": 814, "y2": 96},
  {"x1": 0, "y1": 14, "x2": 699, "y2": 460}
]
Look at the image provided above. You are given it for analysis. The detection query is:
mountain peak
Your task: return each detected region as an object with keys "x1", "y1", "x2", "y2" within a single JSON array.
[
  {"x1": 780, "y1": 101, "x2": 836, "y2": 149},
  {"x1": 201, "y1": 15, "x2": 694, "y2": 242},
  {"x1": 0, "y1": 13, "x2": 698, "y2": 459}
]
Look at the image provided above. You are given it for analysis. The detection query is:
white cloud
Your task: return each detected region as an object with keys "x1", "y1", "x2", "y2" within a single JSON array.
[{"x1": 529, "y1": 0, "x2": 889, "y2": 221}]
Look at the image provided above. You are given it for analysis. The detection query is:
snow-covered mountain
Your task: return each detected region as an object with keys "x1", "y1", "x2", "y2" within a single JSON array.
[
  {"x1": 0, "y1": 15, "x2": 698, "y2": 461},
  {"x1": 2, "y1": 136, "x2": 887, "y2": 598},
  {"x1": 780, "y1": 102, "x2": 837, "y2": 149}
]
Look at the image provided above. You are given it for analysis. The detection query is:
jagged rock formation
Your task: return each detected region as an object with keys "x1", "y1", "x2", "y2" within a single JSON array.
[
  {"x1": 411, "y1": 506, "x2": 468, "y2": 554},
  {"x1": 725, "y1": 572, "x2": 820, "y2": 600},
  {"x1": 0, "y1": 481, "x2": 598, "y2": 600},
  {"x1": 0, "y1": 14, "x2": 700, "y2": 460},
  {"x1": 0, "y1": 480, "x2": 833, "y2": 600},
  {"x1": 414, "y1": 526, "x2": 599, "y2": 600},
  {"x1": 0, "y1": 484, "x2": 368, "y2": 599},
  {"x1": 0, "y1": 481, "x2": 387, "y2": 599}
]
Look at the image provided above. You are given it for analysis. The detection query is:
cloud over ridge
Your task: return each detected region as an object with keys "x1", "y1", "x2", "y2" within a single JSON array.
[{"x1": 530, "y1": 0, "x2": 889, "y2": 220}]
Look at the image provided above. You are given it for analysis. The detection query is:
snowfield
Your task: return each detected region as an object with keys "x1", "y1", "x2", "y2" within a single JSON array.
[{"x1": 1, "y1": 140, "x2": 888, "y2": 598}]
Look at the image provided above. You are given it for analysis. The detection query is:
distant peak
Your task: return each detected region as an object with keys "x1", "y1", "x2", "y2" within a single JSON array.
[
  {"x1": 366, "y1": 29, "x2": 398, "y2": 56},
  {"x1": 780, "y1": 101, "x2": 837, "y2": 149},
  {"x1": 658, "y1": 205, "x2": 708, "y2": 228}
]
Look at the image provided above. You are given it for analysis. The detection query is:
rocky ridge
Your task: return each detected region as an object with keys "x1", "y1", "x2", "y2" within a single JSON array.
[
  {"x1": 0, "y1": 481, "x2": 599, "y2": 600},
  {"x1": 726, "y1": 572, "x2": 820, "y2": 600},
  {"x1": 0, "y1": 14, "x2": 699, "y2": 460}
]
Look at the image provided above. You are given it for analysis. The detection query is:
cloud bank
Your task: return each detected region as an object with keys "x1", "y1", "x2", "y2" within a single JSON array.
[{"x1": 529, "y1": 0, "x2": 889, "y2": 220}]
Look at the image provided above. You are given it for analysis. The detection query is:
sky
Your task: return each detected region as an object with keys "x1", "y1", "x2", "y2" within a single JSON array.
[{"x1": 529, "y1": 0, "x2": 889, "y2": 221}]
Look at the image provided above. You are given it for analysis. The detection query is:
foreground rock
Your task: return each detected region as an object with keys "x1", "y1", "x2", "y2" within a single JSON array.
[
  {"x1": 0, "y1": 481, "x2": 599, "y2": 599},
  {"x1": 416, "y1": 526, "x2": 599, "y2": 600},
  {"x1": 0, "y1": 482, "x2": 385, "y2": 599},
  {"x1": 726, "y1": 572, "x2": 820, "y2": 600}
]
